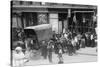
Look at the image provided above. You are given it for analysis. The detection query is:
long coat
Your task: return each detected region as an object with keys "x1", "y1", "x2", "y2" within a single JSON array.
[{"x1": 41, "y1": 43, "x2": 48, "y2": 59}]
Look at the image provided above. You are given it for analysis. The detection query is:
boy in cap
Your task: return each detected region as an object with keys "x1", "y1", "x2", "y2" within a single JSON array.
[{"x1": 58, "y1": 44, "x2": 64, "y2": 64}]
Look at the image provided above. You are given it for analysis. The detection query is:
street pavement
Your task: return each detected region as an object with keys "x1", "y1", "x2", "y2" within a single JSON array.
[{"x1": 24, "y1": 47, "x2": 97, "y2": 66}]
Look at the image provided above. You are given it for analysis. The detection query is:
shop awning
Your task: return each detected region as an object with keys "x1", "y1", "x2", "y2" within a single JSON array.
[{"x1": 24, "y1": 24, "x2": 52, "y2": 30}]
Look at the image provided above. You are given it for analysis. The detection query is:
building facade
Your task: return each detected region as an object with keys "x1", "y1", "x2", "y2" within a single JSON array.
[{"x1": 11, "y1": 1, "x2": 97, "y2": 34}]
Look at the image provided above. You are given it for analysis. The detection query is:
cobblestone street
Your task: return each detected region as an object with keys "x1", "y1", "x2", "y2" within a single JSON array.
[{"x1": 24, "y1": 47, "x2": 97, "y2": 66}]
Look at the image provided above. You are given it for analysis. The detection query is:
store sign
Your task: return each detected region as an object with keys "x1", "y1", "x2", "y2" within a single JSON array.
[{"x1": 49, "y1": 13, "x2": 58, "y2": 19}]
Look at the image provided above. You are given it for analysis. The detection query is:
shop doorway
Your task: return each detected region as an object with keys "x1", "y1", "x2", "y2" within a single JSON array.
[
  {"x1": 58, "y1": 13, "x2": 68, "y2": 33},
  {"x1": 75, "y1": 12, "x2": 94, "y2": 34}
]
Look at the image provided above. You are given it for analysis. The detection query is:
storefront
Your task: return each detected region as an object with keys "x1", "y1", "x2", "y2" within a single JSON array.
[
  {"x1": 11, "y1": 1, "x2": 97, "y2": 35},
  {"x1": 68, "y1": 10, "x2": 97, "y2": 34}
]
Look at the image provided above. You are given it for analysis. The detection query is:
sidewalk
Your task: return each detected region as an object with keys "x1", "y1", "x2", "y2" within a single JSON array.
[{"x1": 77, "y1": 47, "x2": 97, "y2": 56}]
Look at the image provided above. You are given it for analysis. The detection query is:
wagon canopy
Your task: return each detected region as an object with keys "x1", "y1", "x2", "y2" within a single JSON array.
[{"x1": 24, "y1": 24, "x2": 53, "y2": 41}]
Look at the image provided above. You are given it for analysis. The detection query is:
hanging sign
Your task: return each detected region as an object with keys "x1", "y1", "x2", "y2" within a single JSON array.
[
  {"x1": 73, "y1": 14, "x2": 77, "y2": 23},
  {"x1": 83, "y1": 17, "x2": 85, "y2": 23}
]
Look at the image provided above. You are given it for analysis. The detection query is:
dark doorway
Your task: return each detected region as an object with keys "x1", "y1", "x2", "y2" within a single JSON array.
[{"x1": 58, "y1": 13, "x2": 68, "y2": 33}]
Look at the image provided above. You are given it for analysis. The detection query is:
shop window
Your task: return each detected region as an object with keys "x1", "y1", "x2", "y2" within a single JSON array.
[
  {"x1": 12, "y1": 15, "x2": 22, "y2": 28},
  {"x1": 38, "y1": 13, "x2": 48, "y2": 25},
  {"x1": 12, "y1": 16, "x2": 17, "y2": 28},
  {"x1": 23, "y1": 12, "x2": 38, "y2": 27}
]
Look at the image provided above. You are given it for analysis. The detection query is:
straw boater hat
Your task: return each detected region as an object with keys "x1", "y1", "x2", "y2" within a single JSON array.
[{"x1": 15, "y1": 46, "x2": 22, "y2": 51}]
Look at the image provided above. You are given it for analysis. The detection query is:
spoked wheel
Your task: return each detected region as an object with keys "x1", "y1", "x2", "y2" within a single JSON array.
[{"x1": 30, "y1": 50, "x2": 41, "y2": 60}]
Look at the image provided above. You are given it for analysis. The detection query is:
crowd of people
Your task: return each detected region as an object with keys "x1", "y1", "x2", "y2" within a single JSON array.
[
  {"x1": 12, "y1": 29, "x2": 97, "y2": 67},
  {"x1": 39, "y1": 30, "x2": 97, "y2": 64}
]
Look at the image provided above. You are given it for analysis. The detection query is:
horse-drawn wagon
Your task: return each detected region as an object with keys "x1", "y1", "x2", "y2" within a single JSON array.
[{"x1": 24, "y1": 24, "x2": 53, "y2": 50}]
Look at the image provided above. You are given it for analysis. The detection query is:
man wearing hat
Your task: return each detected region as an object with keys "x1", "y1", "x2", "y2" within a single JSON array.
[{"x1": 47, "y1": 40, "x2": 54, "y2": 63}]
